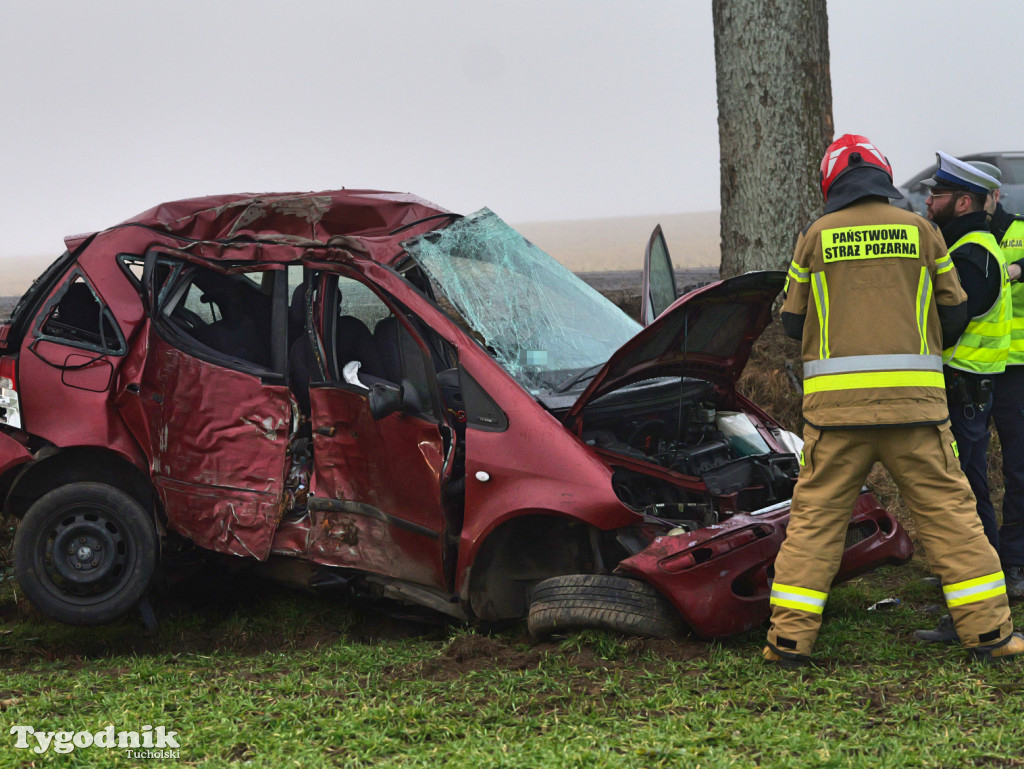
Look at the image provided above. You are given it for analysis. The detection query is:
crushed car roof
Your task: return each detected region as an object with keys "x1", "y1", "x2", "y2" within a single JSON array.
[{"x1": 64, "y1": 190, "x2": 454, "y2": 265}]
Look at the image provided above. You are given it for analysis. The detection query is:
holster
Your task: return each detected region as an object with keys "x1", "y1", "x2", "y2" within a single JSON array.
[{"x1": 945, "y1": 370, "x2": 993, "y2": 409}]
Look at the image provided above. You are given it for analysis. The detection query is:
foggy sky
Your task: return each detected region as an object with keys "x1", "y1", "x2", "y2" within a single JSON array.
[{"x1": 1, "y1": 0, "x2": 1021, "y2": 260}]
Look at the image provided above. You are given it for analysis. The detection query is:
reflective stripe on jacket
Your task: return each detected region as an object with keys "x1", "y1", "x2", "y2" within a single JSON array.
[
  {"x1": 1000, "y1": 219, "x2": 1024, "y2": 366},
  {"x1": 943, "y1": 231, "x2": 1011, "y2": 375},
  {"x1": 782, "y1": 200, "x2": 966, "y2": 428}
]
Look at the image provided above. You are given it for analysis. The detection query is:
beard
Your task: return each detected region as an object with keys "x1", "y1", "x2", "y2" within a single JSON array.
[{"x1": 927, "y1": 196, "x2": 957, "y2": 227}]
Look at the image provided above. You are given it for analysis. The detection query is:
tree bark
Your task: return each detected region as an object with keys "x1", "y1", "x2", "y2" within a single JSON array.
[{"x1": 713, "y1": 0, "x2": 833, "y2": 278}]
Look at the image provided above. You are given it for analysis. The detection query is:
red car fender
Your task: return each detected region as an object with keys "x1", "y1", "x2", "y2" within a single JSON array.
[
  {"x1": 0, "y1": 432, "x2": 34, "y2": 508},
  {"x1": 616, "y1": 492, "x2": 914, "y2": 639},
  {"x1": 0, "y1": 431, "x2": 32, "y2": 479}
]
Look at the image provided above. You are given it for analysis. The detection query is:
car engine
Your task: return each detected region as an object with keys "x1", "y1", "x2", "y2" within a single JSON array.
[{"x1": 575, "y1": 377, "x2": 800, "y2": 522}]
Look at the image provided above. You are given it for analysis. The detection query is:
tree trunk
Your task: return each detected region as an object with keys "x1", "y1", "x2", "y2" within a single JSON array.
[{"x1": 713, "y1": 0, "x2": 833, "y2": 278}]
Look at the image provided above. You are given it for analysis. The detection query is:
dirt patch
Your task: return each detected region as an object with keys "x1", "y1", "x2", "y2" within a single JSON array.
[
  {"x1": 409, "y1": 632, "x2": 709, "y2": 685},
  {"x1": 412, "y1": 634, "x2": 544, "y2": 680}
]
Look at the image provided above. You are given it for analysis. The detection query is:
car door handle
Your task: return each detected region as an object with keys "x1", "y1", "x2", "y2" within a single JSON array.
[
  {"x1": 316, "y1": 426, "x2": 336, "y2": 437},
  {"x1": 126, "y1": 384, "x2": 140, "y2": 394}
]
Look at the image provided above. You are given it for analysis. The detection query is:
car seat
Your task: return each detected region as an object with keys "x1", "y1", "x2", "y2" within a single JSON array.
[{"x1": 372, "y1": 316, "x2": 403, "y2": 383}]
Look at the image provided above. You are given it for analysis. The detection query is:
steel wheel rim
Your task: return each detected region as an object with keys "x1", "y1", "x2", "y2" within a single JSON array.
[{"x1": 39, "y1": 505, "x2": 136, "y2": 605}]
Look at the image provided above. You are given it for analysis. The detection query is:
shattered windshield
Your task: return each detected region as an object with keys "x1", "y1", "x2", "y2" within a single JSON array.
[{"x1": 404, "y1": 208, "x2": 642, "y2": 394}]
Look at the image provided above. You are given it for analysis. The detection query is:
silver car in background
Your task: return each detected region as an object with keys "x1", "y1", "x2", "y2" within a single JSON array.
[{"x1": 893, "y1": 151, "x2": 1024, "y2": 216}]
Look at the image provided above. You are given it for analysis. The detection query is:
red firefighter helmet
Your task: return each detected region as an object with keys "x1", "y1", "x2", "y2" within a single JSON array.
[{"x1": 819, "y1": 134, "x2": 893, "y2": 200}]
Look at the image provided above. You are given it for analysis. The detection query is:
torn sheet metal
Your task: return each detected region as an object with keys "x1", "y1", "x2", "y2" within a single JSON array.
[
  {"x1": 156, "y1": 477, "x2": 281, "y2": 560},
  {"x1": 307, "y1": 385, "x2": 447, "y2": 588},
  {"x1": 141, "y1": 338, "x2": 291, "y2": 560},
  {"x1": 66, "y1": 190, "x2": 452, "y2": 266}
]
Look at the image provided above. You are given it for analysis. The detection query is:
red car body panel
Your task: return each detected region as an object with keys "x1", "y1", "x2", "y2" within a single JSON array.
[
  {"x1": 567, "y1": 272, "x2": 780, "y2": 423},
  {"x1": 65, "y1": 190, "x2": 452, "y2": 267},
  {"x1": 135, "y1": 335, "x2": 292, "y2": 559},
  {"x1": 305, "y1": 384, "x2": 449, "y2": 589},
  {"x1": 15, "y1": 257, "x2": 146, "y2": 467},
  {"x1": 617, "y1": 493, "x2": 914, "y2": 638},
  {"x1": 0, "y1": 430, "x2": 32, "y2": 478}
]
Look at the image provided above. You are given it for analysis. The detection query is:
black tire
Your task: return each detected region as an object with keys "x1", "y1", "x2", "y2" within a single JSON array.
[
  {"x1": 528, "y1": 574, "x2": 680, "y2": 640},
  {"x1": 14, "y1": 482, "x2": 159, "y2": 625}
]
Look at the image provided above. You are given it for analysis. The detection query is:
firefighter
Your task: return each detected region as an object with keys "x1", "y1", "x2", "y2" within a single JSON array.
[
  {"x1": 764, "y1": 134, "x2": 1023, "y2": 667},
  {"x1": 971, "y1": 161, "x2": 1024, "y2": 599}
]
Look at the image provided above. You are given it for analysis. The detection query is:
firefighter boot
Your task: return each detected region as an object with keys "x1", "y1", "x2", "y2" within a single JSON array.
[
  {"x1": 972, "y1": 632, "x2": 1024, "y2": 663},
  {"x1": 914, "y1": 614, "x2": 959, "y2": 644},
  {"x1": 762, "y1": 644, "x2": 809, "y2": 670}
]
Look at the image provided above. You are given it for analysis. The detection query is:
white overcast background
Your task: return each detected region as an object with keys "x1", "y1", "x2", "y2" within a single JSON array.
[{"x1": 1, "y1": 0, "x2": 1022, "y2": 262}]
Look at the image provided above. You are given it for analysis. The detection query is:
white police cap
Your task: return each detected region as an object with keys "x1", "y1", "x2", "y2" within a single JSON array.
[{"x1": 924, "y1": 151, "x2": 1001, "y2": 194}]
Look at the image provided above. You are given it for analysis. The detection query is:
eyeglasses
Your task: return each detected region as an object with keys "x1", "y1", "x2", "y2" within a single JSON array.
[{"x1": 926, "y1": 190, "x2": 963, "y2": 200}]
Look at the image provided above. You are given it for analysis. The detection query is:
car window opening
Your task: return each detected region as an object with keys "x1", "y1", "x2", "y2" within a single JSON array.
[
  {"x1": 160, "y1": 263, "x2": 274, "y2": 370},
  {"x1": 38, "y1": 274, "x2": 124, "y2": 356},
  {"x1": 284, "y1": 271, "x2": 467, "y2": 523}
]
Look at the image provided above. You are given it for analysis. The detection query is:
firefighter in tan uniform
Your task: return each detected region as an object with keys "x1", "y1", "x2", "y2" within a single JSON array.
[{"x1": 763, "y1": 134, "x2": 1024, "y2": 667}]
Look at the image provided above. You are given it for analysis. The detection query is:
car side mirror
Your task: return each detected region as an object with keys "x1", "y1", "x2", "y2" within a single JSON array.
[
  {"x1": 369, "y1": 378, "x2": 423, "y2": 420},
  {"x1": 398, "y1": 378, "x2": 424, "y2": 414}
]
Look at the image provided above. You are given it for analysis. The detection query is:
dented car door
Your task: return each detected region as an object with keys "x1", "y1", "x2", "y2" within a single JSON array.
[
  {"x1": 125, "y1": 252, "x2": 292, "y2": 560},
  {"x1": 305, "y1": 273, "x2": 452, "y2": 591}
]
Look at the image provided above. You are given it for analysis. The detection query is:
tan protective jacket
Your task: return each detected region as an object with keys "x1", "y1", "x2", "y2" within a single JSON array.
[{"x1": 783, "y1": 199, "x2": 967, "y2": 428}]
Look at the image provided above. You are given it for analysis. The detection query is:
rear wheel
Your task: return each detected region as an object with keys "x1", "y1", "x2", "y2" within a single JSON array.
[
  {"x1": 528, "y1": 574, "x2": 680, "y2": 640},
  {"x1": 14, "y1": 482, "x2": 159, "y2": 625}
]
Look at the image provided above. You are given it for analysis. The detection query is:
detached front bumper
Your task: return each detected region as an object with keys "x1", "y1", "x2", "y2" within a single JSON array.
[{"x1": 615, "y1": 491, "x2": 914, "y2": 638}]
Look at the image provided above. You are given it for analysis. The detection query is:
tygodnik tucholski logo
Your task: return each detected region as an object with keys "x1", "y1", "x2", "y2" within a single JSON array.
[{"x1": 10, "y1": 724, "x2": 181, "y2": 758}]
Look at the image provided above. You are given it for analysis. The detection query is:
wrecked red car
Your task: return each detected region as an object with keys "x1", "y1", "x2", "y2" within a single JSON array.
[{"x1": 0, "y1": 191, "x2": 913, "y2": 637}]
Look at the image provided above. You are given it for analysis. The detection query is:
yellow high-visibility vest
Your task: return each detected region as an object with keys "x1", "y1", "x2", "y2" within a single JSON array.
[
  {"x1": 999, "y1": 219, "x2": 1024, "y2": 366},
  {"x1": 943, "y1": 231, "x2": 1012, "y2": 374}
]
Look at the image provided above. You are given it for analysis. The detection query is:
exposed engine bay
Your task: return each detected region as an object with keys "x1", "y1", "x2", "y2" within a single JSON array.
[{"x1": 572, "y1": 377, "x2": 800, "y2": 526}]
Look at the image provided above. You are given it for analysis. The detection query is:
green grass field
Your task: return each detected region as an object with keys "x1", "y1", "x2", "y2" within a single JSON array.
[{"x1": 2, "y1": 547, "x2": 1023, "y2": 768}]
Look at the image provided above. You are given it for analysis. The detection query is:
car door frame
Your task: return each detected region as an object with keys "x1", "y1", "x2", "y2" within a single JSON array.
[
  {"x1": 303, "y1": 268, "x2": 458, "y2": 592},
  {"x1": 640, "y1": 224, "x2": 678, "y2": 326},
  {"x1": 122, "y1": 249, "x2": 293, "y2": 560}
]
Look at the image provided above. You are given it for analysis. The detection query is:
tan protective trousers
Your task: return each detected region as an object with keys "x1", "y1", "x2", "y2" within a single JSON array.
[{"x1": 767, "y1": 421, "x2": 1013, "y2": 655}]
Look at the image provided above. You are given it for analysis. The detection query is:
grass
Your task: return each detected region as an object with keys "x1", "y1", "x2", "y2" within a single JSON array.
[
  {"x1": 2, "y1": 317, "x2": 1023, "y2": 767},
  {"x1": 1, "y1": 566, "x2": 1023, "y2": 768}
]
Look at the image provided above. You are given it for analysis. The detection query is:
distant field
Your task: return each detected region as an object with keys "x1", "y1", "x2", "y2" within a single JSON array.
[{"x1": 516, "y1": 210, "x2": 719, "y2": 273}]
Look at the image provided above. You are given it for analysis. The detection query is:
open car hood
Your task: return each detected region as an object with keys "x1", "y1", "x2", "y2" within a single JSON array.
[{"x1": 565, "y1": 270, "x2": 785, "y2": 423}]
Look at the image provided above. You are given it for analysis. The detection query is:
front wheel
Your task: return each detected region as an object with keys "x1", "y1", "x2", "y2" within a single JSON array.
[
  {"x1": 528, "y1": 574, "x2": 681, "y2": 640},
  {"x1": 14, "y1": 482, "x2": 159, "y2": 625}
]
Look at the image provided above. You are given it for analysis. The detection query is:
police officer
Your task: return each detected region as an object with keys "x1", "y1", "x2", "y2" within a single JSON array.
[
  {"x1": 971, "y1": 161, "x2": 1024, "y2": 598},
  {"x1": 924, "y1": 153, "x2": 1011, "y2": 551},
  {"x1": 765, "y1": 134, "x2": 1022, "y2": 667}
]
